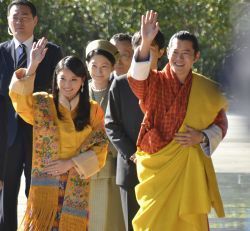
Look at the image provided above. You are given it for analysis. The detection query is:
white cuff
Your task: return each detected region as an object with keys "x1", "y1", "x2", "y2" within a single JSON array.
[
  {"x1": 72, "y1": 150, "x2": 100, "y2": 179},
  {"x1": 129, "y1": 47, "x2": 151, "y2": 80},
  {"x1": 200, "y1": 124, "x2": 223, "y2": 156}
]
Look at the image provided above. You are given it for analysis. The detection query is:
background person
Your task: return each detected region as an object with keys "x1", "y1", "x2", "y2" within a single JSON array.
[
  {"x1": 110, "y1": 33, "x2": 133, "y2": 77},
  {"x1": 0, "y1": 1, "x2": 63, "y2": 230},
  {"x1": 131, "y1": 30, "x2": 166, "y2": 71},
  {"x1": 86, "y1": 39, "x2": 125, "y2": 231}
]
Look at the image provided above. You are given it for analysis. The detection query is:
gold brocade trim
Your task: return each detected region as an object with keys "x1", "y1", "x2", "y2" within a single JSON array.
[{"x1": 19, "y1": 93, "x2": 108, "y2": 230}]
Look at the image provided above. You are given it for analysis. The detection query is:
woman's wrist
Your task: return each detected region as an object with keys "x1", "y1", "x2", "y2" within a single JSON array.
[
  {"x1": 26, "y1": 63, "x2": 39, "y2": 76},
  {"x1": 69, "y1": 159, "x2": 76, "y2": 169},
  {"x1": 23, "y1": 71, "x2": 36, "y2": 79}
]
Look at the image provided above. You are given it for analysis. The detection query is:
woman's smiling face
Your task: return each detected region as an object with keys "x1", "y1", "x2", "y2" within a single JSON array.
[
  {"x1": 87, "y1": 54, "x2": 114, "y2": 85},
  {"x1": 57, "y1": 68, "x2": 83, "y2": 100}
]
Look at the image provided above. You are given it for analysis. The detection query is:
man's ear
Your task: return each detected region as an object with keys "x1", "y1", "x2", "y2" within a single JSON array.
[
  {"x1": 34, "y1": 16, "x2": 38, "y2": 27},
  {"x1": 193, "y1": 51, "x2": 200, "y2": 63}
]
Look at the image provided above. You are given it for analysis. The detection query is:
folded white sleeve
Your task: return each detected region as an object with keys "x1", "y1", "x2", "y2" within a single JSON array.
[
  {"x1": 129, "y1": 47, "x2": 152, "y2": 80},
  {"x1": 72, "y1": 150, "x2": 100, "y2": 179},
  {"x1": 200, "y1": 124, "x2": 223, "y2": 156}
]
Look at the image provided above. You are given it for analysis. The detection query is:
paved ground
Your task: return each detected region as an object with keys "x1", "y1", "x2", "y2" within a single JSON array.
[
  {"x1": 17, "y1": 114, "x2": 250, "y2": 230},
  {"x1": 209, "y1": 114, "x2": 250, "y2": 231}
]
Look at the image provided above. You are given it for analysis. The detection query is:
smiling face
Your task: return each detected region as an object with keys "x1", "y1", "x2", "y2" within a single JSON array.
[
  {"x1": 167, "y1": 38, "x2": 200, "y2": 81},
  {"x1": 87, "y1": 54, "x2": 114, "y2": 87},
  {"x1": 8, "y1": 4, "x2": 38, "y2": 42},
  {"x1": 57, "y1": 68, "x2": 83, "y2": 100}
]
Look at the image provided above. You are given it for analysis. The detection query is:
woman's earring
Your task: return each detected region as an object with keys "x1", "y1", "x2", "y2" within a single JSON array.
[{"x1": 81, "y1": 84, "x2": 84, "y2": 93}]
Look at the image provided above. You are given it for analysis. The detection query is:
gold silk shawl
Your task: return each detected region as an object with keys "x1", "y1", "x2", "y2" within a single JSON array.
[
  {"x1": 133, "y1": 73, "x2": 227, "y2": 231},
  {"x1": 19, "y1": 93, "x2": 108, "y2": 231}
]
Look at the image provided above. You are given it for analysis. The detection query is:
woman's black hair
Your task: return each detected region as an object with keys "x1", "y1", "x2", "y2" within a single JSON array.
[
  {"x1": 86, "y1": 49, "x2": 116, "y2": 66},
  {"x1": 52, "y1": 56, "x2": 90, "y2": 131}
]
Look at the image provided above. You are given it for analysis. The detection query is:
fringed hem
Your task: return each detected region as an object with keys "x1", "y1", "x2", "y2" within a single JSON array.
[
  {"x1": 18, "y1": 186, "x2": 58, "y2": 231},
  {"x1": 59, "y1": 213, "x2": 87, "y2": 231}
]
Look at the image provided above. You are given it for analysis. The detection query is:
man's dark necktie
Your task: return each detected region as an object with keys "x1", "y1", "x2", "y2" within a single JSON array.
[
  {"x1": 17, "y1": 44, "x2": 27, "y2": 68},
  {"x1": 9, "y1": 43, "x2": 28, "y2": 142}
]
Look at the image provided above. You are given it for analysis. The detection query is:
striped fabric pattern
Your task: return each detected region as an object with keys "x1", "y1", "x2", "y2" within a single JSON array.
[{"x1": 17, "y1": 44, "x2": 27, "y2": 69}]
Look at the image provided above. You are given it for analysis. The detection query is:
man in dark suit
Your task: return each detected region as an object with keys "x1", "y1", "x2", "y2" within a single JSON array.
[
  {"x1": 105, "y1": 75, "x2": 143, "y2": 231},
  {"x1": 105, "y1": 33, "x2": 142, "y2": 231},
  {"x1": 0, "y1": 1, "x2": 63, "y2": 230}
]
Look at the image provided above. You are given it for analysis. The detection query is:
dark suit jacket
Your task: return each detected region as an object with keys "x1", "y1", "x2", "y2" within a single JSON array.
[
  {"x1": 105, "y1": 75, "x2": 144, "y2": 187},
  {"x1": 0, "y1": 96, "x2": 7, "y2": 181},
  {"x1": 0, "y1": 38, "x2": 63, "y2": 179}
]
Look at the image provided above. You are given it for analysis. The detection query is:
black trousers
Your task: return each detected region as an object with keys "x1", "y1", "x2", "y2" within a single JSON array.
[
  {"x1": 119, "y1": 185, "x2": 139, "y2": 231},
  {"x1": 0, "y1": 119, "x2": 32, "y2": 231}
]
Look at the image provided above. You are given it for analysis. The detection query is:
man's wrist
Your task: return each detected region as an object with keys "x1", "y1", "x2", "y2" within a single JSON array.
[{"x1": 201, "y1": 132, "x2": 209, "y2": 144}]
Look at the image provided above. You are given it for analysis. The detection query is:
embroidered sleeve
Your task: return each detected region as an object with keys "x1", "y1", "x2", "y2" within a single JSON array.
[
  {"x1": 213, "y1": 109, "x2": 228, "y2": 138},
  {"x1": 9, "y1": 69, "x2": 35, "y2": 125},
  {"x1": 72, "y1": 102, "x2": 108, "y2": 178},
  {"x1": 72, "y1": 150, "x2": 99, "y2": 178},
  {"x1": 9, "y1": 68, "x2": 35, "y2": 95}
]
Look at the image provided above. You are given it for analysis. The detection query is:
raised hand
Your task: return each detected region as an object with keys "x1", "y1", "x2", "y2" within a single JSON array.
[
  {"x1": 141, "y1": 10, "x2": 159, "y2": 47},
  {"x1": 26, "y1": 37, "x2": 48, "y2": 76},
  {"x1": 138, "y1": 10, "x2": 159, "y2": 61},
  {"x1": 30, "y1": 37, "x2": 48, "y2": 66}
]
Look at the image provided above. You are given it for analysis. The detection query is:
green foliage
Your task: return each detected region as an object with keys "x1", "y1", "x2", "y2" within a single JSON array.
[{"x1": 0, "y1": 0, "x2": 242, "y2": 78}]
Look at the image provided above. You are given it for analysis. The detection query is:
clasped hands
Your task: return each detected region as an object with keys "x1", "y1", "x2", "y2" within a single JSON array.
[{"x1": 43, "y1": 159, "x2": 75, "y2": 176}]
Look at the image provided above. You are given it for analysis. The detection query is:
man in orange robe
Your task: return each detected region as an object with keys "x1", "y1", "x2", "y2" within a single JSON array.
[{"x1": 127, "y1": 11, "x2": 228, "y2": 231}]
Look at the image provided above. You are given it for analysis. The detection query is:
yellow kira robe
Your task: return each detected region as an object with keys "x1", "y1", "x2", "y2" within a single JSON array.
[
  {"x1": 133, "y1": 73, "x2": 227, "y2": 231},
  {"x1": 9, "y1": 69, "x2": 107, "y2": 174},
  {"x1": 9, "y1": 68, "x2": 108, "y2": 231}
]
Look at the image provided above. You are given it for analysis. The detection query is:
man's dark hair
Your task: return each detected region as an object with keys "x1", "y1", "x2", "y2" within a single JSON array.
[
  {"x1": 132, "y1": 30, "x2": 165, "y2": 50},
  {"x1": 110, "y1": 33, "x2": 132, "y2": 44},
  {"x1": 168, "y1": 31, "x2": 200, "y2": 54},
  {"x1": 7, "y1": 0, "x2": 37, "y2": 17}
]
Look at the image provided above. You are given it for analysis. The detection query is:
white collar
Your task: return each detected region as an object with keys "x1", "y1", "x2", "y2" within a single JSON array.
[
  {"x1": 59, "y1": 92, "x2": 80, "y2": 111},
  {"x1": 13, "y1": 35, "x2": 34, "y2": 50}
]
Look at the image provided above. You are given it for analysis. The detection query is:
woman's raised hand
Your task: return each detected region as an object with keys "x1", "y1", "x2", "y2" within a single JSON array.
[{"x1": 26, "y1": 37, "x2": 48, "y2": 75}]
